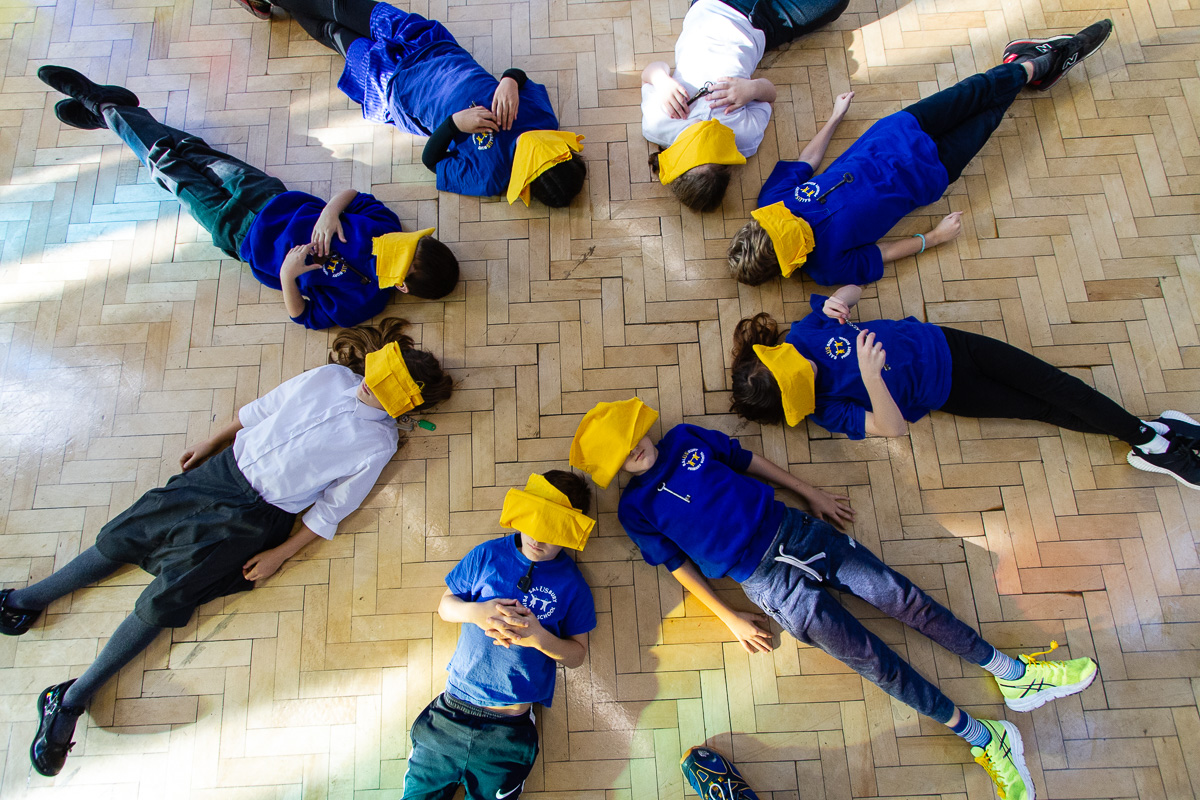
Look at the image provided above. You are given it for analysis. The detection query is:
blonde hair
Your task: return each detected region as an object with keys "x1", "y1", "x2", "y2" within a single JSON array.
[{"x1": 727, "y1": 218, "x2": 779, "y2": 286}]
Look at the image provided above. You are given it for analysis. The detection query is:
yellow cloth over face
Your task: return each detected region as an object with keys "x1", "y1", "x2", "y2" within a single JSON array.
[
  {"x1": 656, "y1": 119, "x2": 746, "y2": 185},
  {"x1": 569, "y1": 398, "x2": 659, "y2": 489},
  {"x1": 751, "y1": 202, "x2": 815, "y2": 278},
  {"x1": 364, "y1": 341, "x2": 424, "y2": 418},
  {"x1": 500, "y1": 473, "x2": 595, "y2": 550},
  {"x1": 753, "y1": 343, "x2": 815, "y2": 426},
  {"x1": 506, "y1": 130, "x2": 585, "y2": 206},
  {"x1": 372, "y1": 228, "x2": 435, "y2": 289}
]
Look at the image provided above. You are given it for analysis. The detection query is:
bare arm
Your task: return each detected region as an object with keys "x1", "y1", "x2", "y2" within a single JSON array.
[
  {"x1": 855, "y1": 329, "x2": 908, "y2": 437},
  {"x1": 743, "y1": 453, "x2": 855, "y2": 528},
  {"x1": 670, "y1": 560, "x2": 773, "y2": 653},
  {"x1": 642, "y1": 61, "x2": 689, "y2": 119},
  {"x1": 311, "y1": 189, "x2": 359, "y2": 257},
  {"x1": 180, "y1": 418, "x2": 244, "y2": 471},
  {"x1": 243, "y1": 523, "x2": 320, "y2": 581},
  {"x1": 876, "y1": 212, "x2": 964, "y2": 264},
  {"x1": 443, "y1": 590, "x2": 588, "y2": 667},
  {"x1": 799, "y1": 92, "x2": 854, "y2": 170}
]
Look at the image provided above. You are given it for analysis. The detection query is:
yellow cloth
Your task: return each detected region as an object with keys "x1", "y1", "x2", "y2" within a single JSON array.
[
  {"x1": 569, "y1": 398, "x2": 659, "y2": 489},
  {"x1": 500, "y1": 474, "x2": 595, "y2": 550},
  {"x1": 753, "y1": 343, "x2": 815, "y2": 426},
  {"x1": 372, "y1": 228, "x2": 435, "y2": 289},
  {"x1": 751, "y1": 202, "x2": 815, "y2": 278},
  {"x1": 364, "y1": 341, "x2": 424, "y2": 418},
  {"x1": 656, "y1": 119, "x2": 746, "y2": 185},
  {"x1": 506, "y1": 130, "x2": 585, "y2": 206}
]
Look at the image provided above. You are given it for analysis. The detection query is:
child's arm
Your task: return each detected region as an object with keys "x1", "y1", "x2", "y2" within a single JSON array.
[
  {"x1": 489, "y1": 604, "x2": 589, "y2": 668},
  {"x1": 180, "y1": 418, "x2": 244, "y2": 471},
  {"x1": 875, "y1": 211, "x2": 963, "y2": 264},
  {"x1": 491, "y1": 69, "x2": 527, "y2": 131},
  {"x1": 743, "y1": 453, "x2": 856, "y2": 529},
  {"x1": 799, "y1": 92, "x2": 854, "y2": 170},
  {"x1": 671, "y1": 560, "x2": 773, "y2": 653},
  {"x1": 310, "y1": 189, "x2": 358, "y2": 257},
  {"x1": 821, "y1": 284, "x2": 864, "y2": 323},
  {"x1": 279, "y1": 243, "x2": 321, "y2": 319},
  {"x1": 243, "y1": 524, "x2": 319, "y2": 582},
  {"x1": 856, "y1": 329, "x2": 908, "y2": 436},
  {"x1": 420, "y1": 108, "x2": 500, "y2": 172},
  {"x1": 642, "y1": 61, "x2": 689, "y2": 120},
  {"x1": 708, "y1": 76, "x2": 778, "y2": 114}
]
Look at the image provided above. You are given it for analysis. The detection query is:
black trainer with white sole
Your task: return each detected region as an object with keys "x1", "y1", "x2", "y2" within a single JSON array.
[
  {"x1": 1155, "y1": 410, "x2": 1200, "y2": 448},
  {"x1": 1127, "y1": 440, "x2": 1200, "y2": 490}
]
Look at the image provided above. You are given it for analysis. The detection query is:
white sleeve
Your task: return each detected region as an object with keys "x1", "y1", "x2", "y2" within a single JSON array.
[
  {"x1": 640, "y1": 83, "x2": 689, "y2": 148},
  {"x1": 730, "y1": 101, "x2": 773, "y2": 157},
  {"x1": 238, "y1": 369, "x2": 314, "y2": 428},
  {"x1": 300, "y1": 446, "x2": 392, "y2": 540}
]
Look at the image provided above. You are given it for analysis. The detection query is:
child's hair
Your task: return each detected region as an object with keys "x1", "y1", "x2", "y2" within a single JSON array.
[
  {"x1": 529, "y1": 153, "x2": 587, "y2": 207},
  {"x1": 727, "y1": 218, "x2": 779, "y2": 285},
  {"x1": 648, "y1": 152, "x2": 731, "y2": 213},
  {"x1": 729, "y1": 313, "x2": 787, "y2": 424},
  {"x1": 542, "y1": 469, "x2": 591, "y2": 515},
  {"x1": 328, "y1": 317, "x2": 454, "y2": 412},
  {"x1": 404, "y1": 237, "x2": 459, "y2": 299}
]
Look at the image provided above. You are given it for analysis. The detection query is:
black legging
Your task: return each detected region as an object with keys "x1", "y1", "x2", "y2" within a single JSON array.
[
  {"x1": 275, "y1": 0, "x2": 376, "y2": 56},
  {"x1": 937, "y1": 326, "x2": 1153, "y2": 447}
]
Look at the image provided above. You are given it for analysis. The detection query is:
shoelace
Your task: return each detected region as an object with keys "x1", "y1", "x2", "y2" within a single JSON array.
[
  {"x1": 1020, "y1": 640, "x2": 1059, "y2": 666},
  {"x1": 974, "y1": 753, "x2": 1009, "y2": 799}
]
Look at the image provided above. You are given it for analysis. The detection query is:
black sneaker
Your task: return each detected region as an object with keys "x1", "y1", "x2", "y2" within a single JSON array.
[
  {"x1": 1127, "y1": 440, "x2": 1200, "y2": 490},
  {"x1": 1154, "y1": 410, "x2": 1200, "y2": 449},
  {"x1": 1003, "y1": 34, "x2": 1073, "y2": 65},
  {"x1": 36, "y1": 65, "x2": 140, "y2": 114},
  {"x1": 234, "y1": 0, "x2": 273, "y2": 19},
  {"x1": 30, "y1": 680, "x2": 84, "y2": 777},
  {"x1": 1022, "y1": 20, "x2": 1114, "y2": 91},
  {"x1": 0, "y1": 588, "x2": 40, "y2": 635},
  {"x1": 54, "y1": 99, "x2": 107, "y2": 131}
]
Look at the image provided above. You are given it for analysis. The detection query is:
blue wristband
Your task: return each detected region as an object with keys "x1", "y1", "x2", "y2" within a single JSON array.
[{"x1": 913, "y1": 233, "x2": 926, "y2": 254}]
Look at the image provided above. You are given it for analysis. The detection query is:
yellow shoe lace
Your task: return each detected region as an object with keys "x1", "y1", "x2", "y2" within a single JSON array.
[
  {"x1": 975, "y1": 752, "x2": 1008, "y2": 799},
  {"x1": 1019, "y1": 640, "x2": 1059, "y2": 666}
]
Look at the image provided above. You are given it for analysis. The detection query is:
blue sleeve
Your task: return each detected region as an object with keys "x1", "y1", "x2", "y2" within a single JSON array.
[
  {"x1": 810, "y1": 400, "x2": 868, "y2": 440},
  {"x1": 758, "y1": 160, "x2": 815, "y2": 207},
  {"x1": 805, "y1": 243, "x2": 884, "y2": 287},
  {"x1": 560, "y1": 574, "x2": 597, "y2": 637},
  {"x1": 289, "y1": 287, "x2": 391, "y2": 331},
  {"x1": 618, "y1": 501, "x2": 687, "y2": 572},
  {"x1": 344, "y1": 192, "x2": 403, "y2": 229},
  {"x1": 445, "y1": 546, "x2": 483, "y2": 599},
  {"x1": 680, "y1": 425, "x2": 752, "y2": 472}
]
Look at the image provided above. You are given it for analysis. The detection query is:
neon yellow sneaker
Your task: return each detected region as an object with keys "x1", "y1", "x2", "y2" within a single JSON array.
[
  {"x1": 996, "y1": 641, "x2": 1098, "y2": 712},
  {"x1": 972, "y1": 719, "x2": 1033, "y2": 800}
]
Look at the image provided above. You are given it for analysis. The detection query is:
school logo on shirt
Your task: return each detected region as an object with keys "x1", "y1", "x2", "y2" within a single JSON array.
[
  {"x1": 681, "y1": 448, "x2": 706, "y2": 471},
  {"x1": 825, "y1": 336, "x2": 853, "y2": 359},
  {"x1": 795, "y1": 182, "x2": 820, "y2": 203},
  {"x1": 522, "y1": 586, "x2": 558, "y2": 621},
  {"x1": 321, "y1": 253, "x2": 349, "y2": 278},
  {"x1": 474, "y1": 131, "x2": 495, "y2": 150}
]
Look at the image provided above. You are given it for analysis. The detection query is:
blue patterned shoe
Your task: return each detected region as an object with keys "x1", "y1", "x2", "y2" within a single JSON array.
[{"x1": 680, "y1": 746, "x2": 759, "y2": 800}]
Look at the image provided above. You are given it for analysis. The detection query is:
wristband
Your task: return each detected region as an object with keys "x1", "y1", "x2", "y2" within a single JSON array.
[{"x1": 913, "y1": 233, "x2": 926, "y2": 254}]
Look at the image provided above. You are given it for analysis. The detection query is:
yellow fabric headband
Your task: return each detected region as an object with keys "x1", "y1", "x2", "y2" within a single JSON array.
[
  {"x1": 752, "y1": 343, "x2": 815, "y2": 426},
  {"x1": 656, "y1": 119, "x2": 746, "y2": 185},
  {"x1": 570, "y1": 397, "x2": 659, "y2": 489},
  {"x1": 372, "y1": 228, "x2": 435, "y2": 289},
  {"x1": 364, "y1": 341, "x2": 424, "y2": 417},
  {"x1": 507, "y1": 130, "x2": 585, "y2": 206},
  {"x1": 500, "y1": 474, "x2": 595, "y2": 550},
  {"x1": 751, "y1": 202, "x2": 815, "y2": 278}
]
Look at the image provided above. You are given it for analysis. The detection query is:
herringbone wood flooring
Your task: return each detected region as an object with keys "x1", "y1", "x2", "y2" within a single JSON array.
[{"x1": 1, "y1": 0, "x2": 1199, "y2": 797}]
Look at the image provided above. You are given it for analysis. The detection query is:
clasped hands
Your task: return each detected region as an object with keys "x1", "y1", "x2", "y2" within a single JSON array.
[{"x1": 476, "y1": 598, "x2": 542, "y2": 648}]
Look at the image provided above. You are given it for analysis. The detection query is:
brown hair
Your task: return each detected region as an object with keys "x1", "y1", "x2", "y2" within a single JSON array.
[
  {"x1": 328, "y1": 317, "x2": 453, "y2": 413},
  {"x1": 729, "y1": 312, "x2": 786, "y2": 424},
  {"x1": 405, "y1": 237, "x2": 459, "y2": 299},
  {"x1": 727, "y1": 218, "x2": 779, "y2": 286},
  {"x1": 648, "y1": 152, "x2": 731, "y2": 213},
  {"x1": 542, "y1": 469, "x2": 591, "y2": 515}
]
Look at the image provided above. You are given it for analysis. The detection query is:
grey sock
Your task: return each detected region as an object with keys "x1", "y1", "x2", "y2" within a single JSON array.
[
  {"x1": 9, "y1": 547, "x2": 122, "y2": 611},
  {"x1": 1028, "y1": 51, "x2": 1056, "y2": 81}
]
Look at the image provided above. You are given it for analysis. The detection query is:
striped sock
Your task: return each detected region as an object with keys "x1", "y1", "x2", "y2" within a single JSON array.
[
  {"x1": 981, "y1": 647, "x2": 1026, "y2": 681},
  {"x1": 950, "y1": 711, "x2": 992, "y2": 748}
]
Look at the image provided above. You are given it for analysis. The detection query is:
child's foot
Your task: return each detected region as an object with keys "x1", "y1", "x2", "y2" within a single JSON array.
[
  {"x1": 30, "y1": 680, "x2": 84, "y2": 777},
  {"x1": 1127, "y1": 439, "x2": 1200, "y2": 490},
  {"x1": 0, "y1": 588, "x2": 40, "y2": 635},
  {"x1": 233, "y1": 0, "x2": 273, "y2": 19},
  {"x1": 972, "y1": 720, "x2": 1033, "y2": 800},
  {"x1": 53, "y1": 99, "x2": 108, "y2": 131},
  {"x1": 996, "y1": 641, "x2": 1098, "y2": 712},
  {"x1": 36, "y1": 66, "x2": 140, "y2": 113},
  {"x1": 1006, "y1": 19, "x2": 1113, "y2": 91},
  {"x1": 1154, "y1": 410, "x2": 1200, "y2": 449}
]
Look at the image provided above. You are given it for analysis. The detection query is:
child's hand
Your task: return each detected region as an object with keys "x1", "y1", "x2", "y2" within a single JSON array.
[
  {"x1": 180, "y1": 440, "x2": 216, "y2": 471},
  {"x1": 243, "y1": 548, "x2": 287, "y2": 582},
  {"x1": 452, "y1": 106, "x2": 499, "y2": 134},
  {"x1": 708, "y1": 77, "x2": 755, "y2": 114},
  {"x1": 930, "y1": 211, "x2": 964, "y2": 245},
  {"x1": 489, "y1": 603, "x2": 544, "y2": 649},
  {"x1": 855, "y1": 329, "x2": 887, "y2": 379},
  {"x1": 724, "y1": 610, "x2": 773, "y2": 653},
  {"x1": 653, "y1": 73, "x2": 690, "y2": 120},
  {"x1": 823, "y1": 295, "x2": 852, "y2": 324},
  {"x1": 805, "y1": 487, "x2": 856, "y2": 529},
  {"x1": 491, "y1": 77, "x2": 520, "y2": 130},
  {"x1": 281, "y1": 244, "x2": 321, "y2": 279},
  {"x1": 310, "y1": 211, "x2": 346, "y2": 258},
  {"x1": 832, "y1": 91, "x2": 854, "y2": 119},
  {"x1": 476, "y1": 598, "x2": 526, "y2": 647}
]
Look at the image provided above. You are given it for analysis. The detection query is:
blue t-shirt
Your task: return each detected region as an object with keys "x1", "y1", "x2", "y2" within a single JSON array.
[
  {"x1": 338, "y1": 3, "x2": 561, "y2": 198},
  {"x1": 617, "y1": 425, "x2": 785, "y2": 582},
  {"x1": 758, "y1": 111, "x2": 949, "y2": 287},
  {"x1": 785, "y1": 294, "x2": 953, "y2": 439},
  {"x1": 444, "y1": 535, "x2": 596, "y2": 708},
  {"x1": 239, "y1": 191, "x2": 402, "y2": 330}
]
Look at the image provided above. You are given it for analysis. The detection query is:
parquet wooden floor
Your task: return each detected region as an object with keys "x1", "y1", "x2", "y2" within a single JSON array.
[{"x1": 1, "y1": 0, "x2": 1199, "y2": 796}]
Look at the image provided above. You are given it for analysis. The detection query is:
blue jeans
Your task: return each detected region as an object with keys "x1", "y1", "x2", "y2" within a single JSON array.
[{"x1": 741, "y1": 509, "x2": 994, "y2": 723}]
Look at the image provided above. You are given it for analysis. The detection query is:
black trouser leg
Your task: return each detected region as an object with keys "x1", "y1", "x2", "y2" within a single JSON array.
[{"x1": 274, "y1": 0, "x2": 376, "y2": 36}]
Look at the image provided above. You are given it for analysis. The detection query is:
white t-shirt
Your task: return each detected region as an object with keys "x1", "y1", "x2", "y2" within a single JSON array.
[{"x1": 640, "y1": 0, "x2": 772, "y2": 157}]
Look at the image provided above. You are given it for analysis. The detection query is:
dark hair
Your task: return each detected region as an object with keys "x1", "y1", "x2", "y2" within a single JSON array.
[
  {"x1": 404, "y1": 237, "x2": 459, "y2": 299},
  {"x1": 729, "y1": 313, "x2": 786, "y2": 424},
  {"x1": 727, "y1": 218, "x2": 778, "y2": 285},
  {"x1": 529, "y1": 152, "x2": 587, "y2": 207},
  {"x1": 648, "y1": 152, "x2": 731, "y2": 213},
  {"x1": 328, "y1": 317, "x2": 454, "y2": 413},
  {"x1": 542, "y1": 469, "x2": 591, "y2": 515}
]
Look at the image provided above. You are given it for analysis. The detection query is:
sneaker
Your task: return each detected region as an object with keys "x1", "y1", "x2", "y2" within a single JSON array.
[
  {"x1": 1127, "y1": 439, "x2": 1200, "y2": 490},
  {"x1": 30, "y1": 680, "x2": 84, "y2": 777},
  {"x1": 1154, "y1": 410, "x2": 1200, "y2": 450},
  {"x1": 996, "y1": 641, "x2": 1098, "y2": 712},
  {"x1": 1023, "y1": 20, "x2": 1113, "y2": 91},
  {"x1": 233, "y1": 0, "x2": 273, "y2": 20},
  {"x1": 36, "y1": 66, "x2": 140, "y2": 114},
  {"x1": 0, "y1": 588, "x2": 41, "y2": 635},
  {"x1": 972, "y1": 719, "x2": 1033, "y2": 800},
  {"x1": 680, "y1": 746, "x2": 759, "y2": 800},
  {"x1": 54, "y1": 99, "x2": 107, "y2": 131},
  {"x1": 1002, "y1": 34, "x2": 1073, "y2": 65}
]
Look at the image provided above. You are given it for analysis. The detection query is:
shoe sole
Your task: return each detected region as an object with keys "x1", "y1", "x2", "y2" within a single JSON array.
[
  {"x1": 1160, "y1": 409, "x2": 1200, "y2": 435},
  {"x1": 1033, "y1": 22, "x2": 1113, "y2": 91},
  {"x1": 994, "y1": 720, "x2": 1035, "y2": 800},
  {"x1": 31, "y1": 687, "x2": 58, "y2": 778},
  {"x1": 1126, "y1": 450, "x2": 1200, "y2": 490},
  {"x1": 1003, "y1": 661, "x2": 1098, "y2": 712}
]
